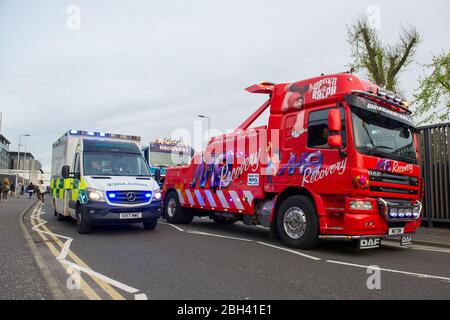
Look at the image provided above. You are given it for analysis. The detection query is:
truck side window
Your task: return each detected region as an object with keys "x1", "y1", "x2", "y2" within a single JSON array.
[{"x1": 307, "y1": 108, "x2": 346, "y2": 149}]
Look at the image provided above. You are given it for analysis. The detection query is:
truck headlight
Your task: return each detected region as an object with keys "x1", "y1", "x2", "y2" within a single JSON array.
[
  {"x1": 87, "y1": 188, "x2": 105, "y2": 202},
  {"x1": 350, "y1": 200, "x2": 373, "y2": 210},
  {"x1": 153, "y1": 189, "x2": 162, "y2": 201}
]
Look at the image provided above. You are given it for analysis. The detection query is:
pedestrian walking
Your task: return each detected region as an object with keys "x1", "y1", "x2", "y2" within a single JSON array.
[
  {"x1": 27, "y1": 182, "x2": 35, "y2": 199},
  {"x1": 2, "y1": 177, "x2": 11, "y2": 202},
  {"x1": 10, "y1": 182, "x2": 16, "y2": 198},
  {"x1": 37, "y1": 180, "x2": 46, "y2": 203},
  {"x1": 0, "y1": 181, "x2": 3, "y2": 203}
]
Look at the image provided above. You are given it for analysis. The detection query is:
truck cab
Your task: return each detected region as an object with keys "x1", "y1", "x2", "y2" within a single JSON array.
[
  {"x1": 162, "y1": 74, "x2": 422, "y2": 249},
  {"x1": 143, "y1": 139, "x2": 194, "y2": 187},
  {"x1": 51, "y1": 130, "x2": 162, "y2": 234}
]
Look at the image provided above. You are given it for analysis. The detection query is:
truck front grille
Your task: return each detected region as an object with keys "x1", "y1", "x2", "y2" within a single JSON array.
[{"x1": 368, "y1": 170, "x2": 418, "y2": 186}]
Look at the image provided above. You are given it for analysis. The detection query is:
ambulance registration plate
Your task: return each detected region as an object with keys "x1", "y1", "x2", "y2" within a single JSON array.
[{"x1": 119, "y1": 212, "x2": 142, "y2": 219}]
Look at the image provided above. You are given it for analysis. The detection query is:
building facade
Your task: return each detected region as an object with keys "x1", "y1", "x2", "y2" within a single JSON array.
[
  {"x1": 9, "y1": 151, "x2": 42, "y2": 171},
  {"x1": 0, "y1": 135, "x2": 11, "y2": 169}
]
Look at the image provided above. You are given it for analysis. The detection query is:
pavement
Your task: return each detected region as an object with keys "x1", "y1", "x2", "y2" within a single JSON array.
[
  {"x1": 413, "y1": 227, "x2": 450, "y2": 248},
  {"x1": 18, "y1": 199, "x2": 450, "y2": 300},
  {"x1": 0, "y1": 195, "x2": 51, "y2": 300}
]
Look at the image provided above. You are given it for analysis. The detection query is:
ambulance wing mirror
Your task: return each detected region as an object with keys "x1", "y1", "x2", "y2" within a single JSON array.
[
  {"x1": 154, "y1": 169, "x2": 161, "y2": 181},
  {"x1": 61, "y1": 165, "x2": 70, "y2": 179}
]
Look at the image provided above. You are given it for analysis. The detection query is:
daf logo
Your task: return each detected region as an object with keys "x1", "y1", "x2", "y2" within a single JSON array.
[{"x1": 126, "y1": 192, "x2": 136, "y2": 202}]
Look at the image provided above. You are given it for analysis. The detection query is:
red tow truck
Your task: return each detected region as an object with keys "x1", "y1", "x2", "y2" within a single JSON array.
[{"x1": 162, "y1": 73, "x2": 423, "y2": 249}]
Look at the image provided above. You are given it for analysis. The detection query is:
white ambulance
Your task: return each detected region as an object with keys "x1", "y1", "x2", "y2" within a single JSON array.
[{"x1": 51, "y1": 130, "x2": 162, "y2": 234}]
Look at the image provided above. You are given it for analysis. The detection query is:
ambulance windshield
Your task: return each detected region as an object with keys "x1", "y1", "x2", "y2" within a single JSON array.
[
  {"x1": 351, "y1": 106, "x2": 417, "y2": 163},
  {"x1": 83, "y1": 152, "x2": 151, "y2": 176}
]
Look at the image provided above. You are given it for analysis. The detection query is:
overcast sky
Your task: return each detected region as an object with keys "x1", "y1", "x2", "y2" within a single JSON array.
[{"x1": 0, "y1": 0, "x2": 449, "y2": 171}]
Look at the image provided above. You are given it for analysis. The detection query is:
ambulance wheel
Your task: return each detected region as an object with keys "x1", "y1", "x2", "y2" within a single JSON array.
[
  {"x1": 76, "y1": 208, "x2": 91, "y2": 234},
  {"x1": 213, "y1": 217, "x2": 236, "y2": 225},
  {"x1": 57, "y1": 212, "x2": 66, "y2": 221},
  {"x1": 164, "y1": 191, "x2": 193, "y2": 224},
  {"x1": 276, "y1": 195, "x2": 319, "y2": 249},
  {"x1": 143, "y1": 219, "x2": 158, "y2": 230}
]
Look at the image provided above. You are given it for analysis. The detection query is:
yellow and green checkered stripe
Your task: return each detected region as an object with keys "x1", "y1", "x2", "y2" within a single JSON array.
[{"x1": 51, "y1": 177, "x2": 88, "y2": 204}]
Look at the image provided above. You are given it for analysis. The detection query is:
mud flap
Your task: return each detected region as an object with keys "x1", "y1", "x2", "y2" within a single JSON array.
[{"x1": 400, "y1": 234, "x2": 413, "y2": 246}]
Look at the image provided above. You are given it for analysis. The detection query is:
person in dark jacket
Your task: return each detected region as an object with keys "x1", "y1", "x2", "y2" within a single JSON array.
[{"x1": 27, "y1": 182, "x2": 35, "y2": 199}]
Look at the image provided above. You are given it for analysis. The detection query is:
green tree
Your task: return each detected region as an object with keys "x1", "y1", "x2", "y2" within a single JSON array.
[
  {"x1": 347, "y1": 16, "x2": 421, "y2": 92},
  {"x1": 413, "y1": 51, "x2": 450, "y2": 125}
]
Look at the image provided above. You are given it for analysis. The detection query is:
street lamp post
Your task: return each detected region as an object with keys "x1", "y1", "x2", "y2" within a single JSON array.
[
  {"x1": 197, "y1": 115, "x2": 211, "y2": 143},
  {"x1": 15, "y1": 134, "x2": 30, "y2": 197},
  {"x1": 22, "y1": 144, "x2": 27, "y2": 188}
]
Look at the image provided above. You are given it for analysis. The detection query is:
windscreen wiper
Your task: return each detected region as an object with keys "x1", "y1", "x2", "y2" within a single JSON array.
[
  {"x1": 373, "y1": 145, "x2": 393, "y2": 150},
  {"x1": 357, "y1": 146, "x2": 389, "y2": 158}
]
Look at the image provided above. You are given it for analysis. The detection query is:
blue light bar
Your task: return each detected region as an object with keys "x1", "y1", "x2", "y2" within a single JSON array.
[{"x1": 67, "y1": 130, "x2": 139, "y2": 141}]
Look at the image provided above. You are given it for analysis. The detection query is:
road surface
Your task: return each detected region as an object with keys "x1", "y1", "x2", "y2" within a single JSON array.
[{"x1": 24, "y1": 200, "x2": 450, "y2": 300}]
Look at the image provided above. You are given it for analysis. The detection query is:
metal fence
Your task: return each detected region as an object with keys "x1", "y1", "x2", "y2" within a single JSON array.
[{"x1": 419, "y1": 122, "x2": 450, "y2": 226}]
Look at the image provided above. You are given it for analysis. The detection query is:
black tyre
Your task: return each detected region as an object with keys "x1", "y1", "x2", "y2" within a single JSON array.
[
  {"x1": 276, "y1": 195, "x2": 319, "y2": 249},
  {"x1": 76, "y1": 207, "x2": 91, "y2": 234},
  {"x1": 164, "y1": 191, "x2": 193, "y2": 224},
  {"x1": 213, "y1": 216, "x2": 236, "y2": 225},
  {"x1": 143, "y1": 219, "x2": 158, "y2": 230},
  {"x1": 57, "y1": 212, "x2": 66, "y2": 221}
]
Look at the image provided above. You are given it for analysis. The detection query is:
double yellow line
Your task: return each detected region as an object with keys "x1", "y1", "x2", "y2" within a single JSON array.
[{"x1": 30, "y1": 204, "x2": 125, "y2": 300}]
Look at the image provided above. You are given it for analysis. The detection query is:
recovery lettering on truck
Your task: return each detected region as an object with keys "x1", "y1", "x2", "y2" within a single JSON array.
[
  {"x1": 162, "y1": 74, "x2": 423, "y2": 249},
  {"x1": 51, "y1": 130, "x2": 162, "y2": 234}
]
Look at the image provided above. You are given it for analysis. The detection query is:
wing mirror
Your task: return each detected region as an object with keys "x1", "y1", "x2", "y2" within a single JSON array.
[
  {"x1": 61, "y1": 165, "x2": 70, "y2": 179},
  {"x1": 328, "y1": 135, "x2": 343, "y2": 148},
  {"x1": 328, "y1": 108, "x2": 344, "y2": 151},
  {"x1": 154, "y1": 168, "x2": 161, "y2": 181}
]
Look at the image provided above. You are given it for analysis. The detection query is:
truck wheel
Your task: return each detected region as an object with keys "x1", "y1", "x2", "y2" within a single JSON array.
[
  {"x1": 276, "y1": 195, "x2": 319, "y2": 249},
  {"x1": 164, "y1": 191, "x2": 193, "y2": 224},
  {"x1": 76, "y1": 208, "x2": 91, "y2": 234},
  {"x1": 213, "y1": 217, "x2": 236, "y2": 225},
  {"x1": 143, "y1": 219, "x2": 158, "y2": 230}
]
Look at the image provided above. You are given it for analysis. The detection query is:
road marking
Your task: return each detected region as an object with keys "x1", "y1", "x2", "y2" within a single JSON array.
[
  {"x1": 38, "y1": 223, "x2": 125, "y2": 300},
  {"x1": 326, "y1": 259, "x2": 450, "y2": 283},
  {"x1": 162, "y1": 219, "x2": 320, "y2": 260},
  {"x1": 186, "y1": 230, "x2": 253, "y2": 242},
  {"x1": 30, "y1": 206, "x2": 101, "y2": 300},
  {"x1": 257, "y1": 241, "x2": 321, "y2": 261},
  {"x1": 159, "y1": 221, "x2": 185, "y2": 232},
  {"x1": 30, "y1": 203, "x2": 147, "y2": 300},
  {"x1": 161, "y1": 218, "x2": 450, "y2": 281}
]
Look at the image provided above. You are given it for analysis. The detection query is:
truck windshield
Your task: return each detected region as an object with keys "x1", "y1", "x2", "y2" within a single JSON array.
[
  {"x1": 83, "y1": 152, "x2": 151, "y2": 176},
  {"x1": 351, "y1": 106, "x2": 417, "y2": 163},
  {"x1": 150, "y1": 151, "x2": 190, "y2": 168}
]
